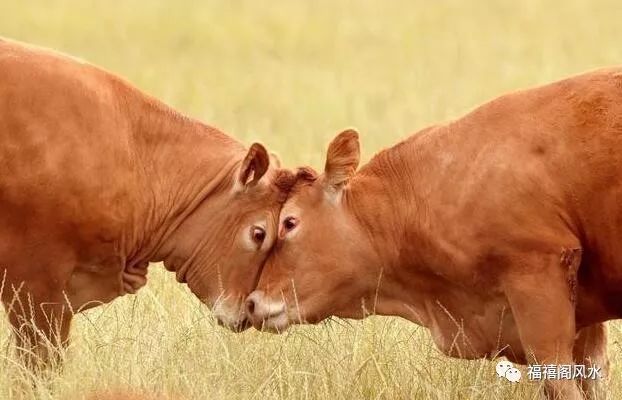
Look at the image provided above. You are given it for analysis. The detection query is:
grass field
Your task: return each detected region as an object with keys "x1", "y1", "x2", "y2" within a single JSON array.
[{"x1": 1, "y1": 0, "x2": 622, "y2": 399}]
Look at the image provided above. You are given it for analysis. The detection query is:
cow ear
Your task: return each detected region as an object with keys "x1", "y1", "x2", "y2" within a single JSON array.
[
  {"x1": 324, "y1": 129, "x2": 360, "y2": 190},
  {"x1": 238, "y1": 143, "x2": 270, "y2": 186}
]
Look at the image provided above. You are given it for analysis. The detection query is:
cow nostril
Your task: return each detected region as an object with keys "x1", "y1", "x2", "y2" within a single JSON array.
[{"x1": 245, "y1": 298, "x2": 256, "y2": 316}]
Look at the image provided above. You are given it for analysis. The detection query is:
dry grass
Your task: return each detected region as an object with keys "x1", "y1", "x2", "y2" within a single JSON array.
[{"x1": 1, "y1": 0, "x2": 621, "y2": 399}]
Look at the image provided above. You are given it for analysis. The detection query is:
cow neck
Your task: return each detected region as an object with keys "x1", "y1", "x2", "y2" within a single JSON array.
[
  {"x1": 344, "y1": 130, "x2": 438, "y2": 327},
  {"x1": 127, "y1": 97, "x2": 246, "y2": 267}
]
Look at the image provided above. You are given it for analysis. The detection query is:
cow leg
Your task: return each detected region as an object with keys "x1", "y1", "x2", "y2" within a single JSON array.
[
  {"x1": 504, "y1": 251, "x2": 582, "y2": 400},
  {"x1": 3, "y1": 287, "x2": 73, "y2": 373},
  {"x1": 573, "y1": 323, "x2": 609, "y2": 399}
]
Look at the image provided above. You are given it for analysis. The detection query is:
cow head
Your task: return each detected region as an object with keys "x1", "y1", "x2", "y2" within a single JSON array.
[
  {"x1": 157, "y1": 143, "x2": 293, "y2": 332},
  {"x1": 245, "y1": 129, "x2": 382, "y2": 332}
]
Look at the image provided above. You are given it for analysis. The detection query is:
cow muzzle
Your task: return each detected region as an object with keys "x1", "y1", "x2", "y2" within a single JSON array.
[
  {"x1": 245, "y1": 290, "x2": 289, "y2": 332},
  {"x1": 212, "y1": 298, "x2": 250, "y2": 332}
]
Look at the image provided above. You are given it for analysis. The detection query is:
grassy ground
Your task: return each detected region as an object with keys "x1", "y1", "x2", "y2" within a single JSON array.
[{"x1": 1, "y1": 0, "x2": 622, "y2": 398}]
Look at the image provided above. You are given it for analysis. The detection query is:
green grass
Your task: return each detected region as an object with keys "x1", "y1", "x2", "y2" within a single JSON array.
[{"x1": 1, "y1": 1, "x2": 621, "y2": 398}]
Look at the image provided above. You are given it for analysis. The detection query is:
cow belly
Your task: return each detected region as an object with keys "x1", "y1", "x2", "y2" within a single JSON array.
[{"x1": 425, "y1": 298, "x2": 526, "y2": 363}]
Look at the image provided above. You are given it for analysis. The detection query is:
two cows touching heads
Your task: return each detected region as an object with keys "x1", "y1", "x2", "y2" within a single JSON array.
[
  {"x1": 6, "y1": 42, "x2": 618, "y2": 400},
  {"x1": 212, "y1": 129, "x2": 360, "y2": 333}
]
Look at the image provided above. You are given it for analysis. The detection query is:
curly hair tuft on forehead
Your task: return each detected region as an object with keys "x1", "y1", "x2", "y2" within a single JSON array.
[
  {"x1": 294, "y1": 166, "x2": 318, "y2": 183},
  {"x1": 272, "y1": 167, "x2": 319, "y2": 203}
]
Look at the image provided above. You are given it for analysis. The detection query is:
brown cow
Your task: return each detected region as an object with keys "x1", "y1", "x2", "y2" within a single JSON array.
[
  {"x1": 84, "y1": 390, "x2": 169, "y2": 400},
  {"x1": 244, "y1": 68, "x2": 622, "y2": 399},
  {"x1": 0, "y1": 38, "x2": 285, "y2": 370}
]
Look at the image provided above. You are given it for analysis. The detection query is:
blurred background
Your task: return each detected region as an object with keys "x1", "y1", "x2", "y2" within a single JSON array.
[
  {"x1": 1, "y1": 1, "x2": 621, "y2": 399},
  {"x1": 4, "y1": 0, "x2": 622, "y2": 166}
]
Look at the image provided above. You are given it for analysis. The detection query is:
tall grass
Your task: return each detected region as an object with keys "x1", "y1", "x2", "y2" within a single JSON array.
[
  {"x1": 1, "y1": 1, "x2": 621, "y2": 399},
  {"x1": 2, "y1": 268, "x2": 620, "y2": 399}
]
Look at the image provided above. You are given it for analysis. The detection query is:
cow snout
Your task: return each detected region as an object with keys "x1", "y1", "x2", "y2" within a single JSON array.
[
  {"x1": 212, "y1": 298, "x2": 250, "y2": 332},
  {"x1": 245, "y1": 290, "x2": 289, "y2": 332},
  {"x1": 215, "y1": 316, "x2": 250, "y2": 333}
]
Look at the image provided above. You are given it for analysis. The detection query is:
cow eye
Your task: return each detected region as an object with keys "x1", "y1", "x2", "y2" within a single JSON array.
[
  {"x1": 251, "y1": 226, "x2": 266, "y2": 245},
  {"x1": 283, "y1": 216, "x2": 298, "y2": 231}
]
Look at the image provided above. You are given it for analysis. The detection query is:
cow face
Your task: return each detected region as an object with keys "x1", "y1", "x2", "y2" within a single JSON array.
[
  {"x1": 160, "y1": 143, "x2": 289, "y2": 332},
  {"x1": 246, "y1": 130, "x2": 377, "y2": 332}
]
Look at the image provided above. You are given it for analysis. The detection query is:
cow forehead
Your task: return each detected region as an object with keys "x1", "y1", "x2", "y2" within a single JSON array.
[
  {"x1": 241, "y1": 181, "x2": 286, "y2": 206},
  {"x1": 280, "y1": 187, "x2": 317, "y2": 214},
  {"x1": 280, "y1": 203, "x2": 303, "y2": 220},
  {"x1": 282, "y1": 182, "x2": 331, "y2": 215}
]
